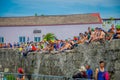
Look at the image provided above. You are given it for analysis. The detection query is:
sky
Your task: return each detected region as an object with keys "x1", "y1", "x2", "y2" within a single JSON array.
[{"x1": 0, "y1": 0, "x2": 120, "y2": 18}]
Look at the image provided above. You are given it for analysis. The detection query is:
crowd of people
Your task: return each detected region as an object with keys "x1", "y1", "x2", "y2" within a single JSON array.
[
  {"x1": 0, "y1": 25, "x2": 120, "y2": 56},
  {"x1": 72, "y1": 61, "x2": 110, "y2": 80},
  {"x1": 1, "y1": 25, "x2": 117, "y2": 80}
]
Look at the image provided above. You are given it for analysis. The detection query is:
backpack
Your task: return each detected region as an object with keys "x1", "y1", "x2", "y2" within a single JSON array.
[{"x1": 104, "y1": 71, "x2": 110, "y2": 80}]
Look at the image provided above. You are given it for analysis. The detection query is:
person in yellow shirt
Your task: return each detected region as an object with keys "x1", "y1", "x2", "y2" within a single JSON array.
[{"x1": 19, "y1": 46, "x2": 23, "y2": 52}]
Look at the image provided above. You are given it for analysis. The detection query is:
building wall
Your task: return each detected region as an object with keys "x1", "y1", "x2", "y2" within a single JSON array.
[{"x1": 0, "y1": 24, "x2": 102, "y2": 43}]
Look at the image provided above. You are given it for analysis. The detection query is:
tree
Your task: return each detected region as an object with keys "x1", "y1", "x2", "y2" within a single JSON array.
[
  {"x1": 35, "y1": 13, "x2": 38, "y2": 16},
  {"x1": 41, "y1": 14, "x2": 45, "y2": 16},
  {"x1": 43, "y1": 33, "x2": 56, "y2": 42},
  {"x1": 107, "y1": 17, "x2": 114, "y2": 24},
  {"x1": 110, "y1": 17, "x2": 114, "y2": 21}
]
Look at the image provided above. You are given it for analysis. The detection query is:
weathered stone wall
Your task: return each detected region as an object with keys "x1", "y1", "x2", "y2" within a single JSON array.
[
  {"x1": 0, "y1": 49, "x2": 36, "y2": 73},
  {"x1": 0, "y1": 39, "x2": 120, "y2": 80}
]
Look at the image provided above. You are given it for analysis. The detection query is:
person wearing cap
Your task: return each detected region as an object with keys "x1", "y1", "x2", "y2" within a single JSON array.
[
  {"x1": 72, "y1": 66, "x2": 87, "y2": 79},
  {"x1": 79, "y1": 66, "x2": 87, "y2": 78},
  {"x1": 17, "y1": 68, "x2": 25, "y2": 80}
]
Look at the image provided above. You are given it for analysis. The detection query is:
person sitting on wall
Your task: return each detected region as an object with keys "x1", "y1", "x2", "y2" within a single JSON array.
[
  {"x1": 3, "y1": 43, "x2": 7, "y2": 48},
  {"x1": 106, "y1": 25, "x2": 115, "y2": 40},
  {"x1": 116, "y1": 28, "x2": 120, "y2": 39},
  {"x1": 106, "y1": 32, "x2": 113, "y2": 41},
  {"x1": 78, "y1": 33, "x2": 82, "y2": 40},
  {"x1": 74, "y1": 36, "x2": 79, "y2": 42},
  {"x1": 7, "y1": 43, "x2": 12, "y2": 48},
  {"x1": 48, "y1": 40, "x2": 54, "y2": 52},
  {"x1": 22, "y1": 43, "x2": 37, "y2": 57},
  {"x1": 0, "y1": 43, "x2": 2, "y2": 48},
  {"x1": 13, "y1": 42, "x2": 17, "y2": 48},
  {"x1": 88, "y1": 28, "x2": 95, "y2": 43},
  {"x1": 18, "y1": 45, "x2": 23, "y2": 53},
  {"x1": 113, "y1": 26, "x2": 120, "y2": 39},
  {"x1": 37, "y1": 42, "x2": 41, "y2": 52},
  {"x1": 25, "y1": 43, "x2": 32, "y2": 52},
  {"x1": 39, "y1": 41, "x2": 45, "y2": 51},
  {"x1": 43, "y1": 43, "x2": 50, "y2": 52},
  {"x1": 57, "y1": 40, "x2": 62, "y2": 50},
  {"x1": 84, "y1": 31, "x2": 90, "y2": 40},
  {"x1": 31, "y1": 44, "x2": 37, "y2": 51},
  {"x1": 60, "y1": 40, "x2": 72, "y2": 51},
  {"x1": 77, "y1": 33, "x2": 87, "y2": 44},
  {"x1": 98, "y1": 28, "x2": 105, "y2": 43},
  {"x1": 108, "y1": 24, "x2": 115, "y2": 34},
  {"x1": 16, "y1": 42, "x2": 20, "y2": 48},
  {"x1": 57, "y1": 40, "x2": 64, "y2": 51},
  {"x1": 69, "y1": 39, "x2": 78, "y2": 49},
  {"x1": 53, "y1": 40, "x2": 59, "y2": 51},
  {"x1": 90, "y1": 28, "x2": 97, "y2": 42}
]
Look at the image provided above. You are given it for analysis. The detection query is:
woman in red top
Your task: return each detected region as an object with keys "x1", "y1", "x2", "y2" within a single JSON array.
[{"x1": 31, "y1": 44, "x2": 37, "y2": 51}]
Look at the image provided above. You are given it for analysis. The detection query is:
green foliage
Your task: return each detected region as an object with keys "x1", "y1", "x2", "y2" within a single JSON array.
[
  {"x1": 116, "y1": 24, "x2": 120, "y2": 29},
  {"x1": 4, "y1": 74, "x2": 16, "y2": 80},
  {"x1": 41, "y1": 14, "x2": 45, "y2": 16},
  {"x1": 110, "y1": 17, "x2": 114, "y2": 21},
  {"x1": 107, "y1": 21, "x2": 111, "y2": 24},
  {"x1": 106, "y1": 17, "x2": 115, "y2": 24},
  {"x1": 43, "y1": 33, "x2": 56, "y2": 41}
]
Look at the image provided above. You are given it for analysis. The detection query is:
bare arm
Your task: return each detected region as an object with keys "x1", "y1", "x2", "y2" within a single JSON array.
[
  {"x1": 16, "y1": 78, "x2": 19, "y2": 80},
  {"x1": 95, "y1": 68, "x2": 99, "y2": 80},
  {"x1": 22, "y1": 75, "x2": 25, "y2": 80}
]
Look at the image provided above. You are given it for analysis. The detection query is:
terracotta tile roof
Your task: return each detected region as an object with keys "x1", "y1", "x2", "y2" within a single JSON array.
[{"x1": 0, "y1": 13, "x2": 102, "y2": 27}]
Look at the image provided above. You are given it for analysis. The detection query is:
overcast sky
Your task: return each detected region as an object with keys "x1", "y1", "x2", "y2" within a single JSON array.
[{"x1": 0, "y1": 0, "x2": 120, "y2": 18}]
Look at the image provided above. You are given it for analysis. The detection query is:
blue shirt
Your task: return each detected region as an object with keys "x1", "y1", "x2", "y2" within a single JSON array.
[
  {"x1": 18, "y1": 74, "x2": 24, "y2": 79},
  {"x1": 98, "y1": 70, "x2": 106, "y2": 80},
  {"x1": 86, "y1": 69, "x2": 93, "y2": 79}
]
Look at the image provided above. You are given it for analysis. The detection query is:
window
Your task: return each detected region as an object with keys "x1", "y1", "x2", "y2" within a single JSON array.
[
  {"x1": 34, "y1": 37, "x2": 40, "y2": 42},
  {"x1": 19, "y1": 36, "x2": 25, "y2": 43},
  {"x1": 0, "y1": 37, "x2": 4, "y2": 43}
]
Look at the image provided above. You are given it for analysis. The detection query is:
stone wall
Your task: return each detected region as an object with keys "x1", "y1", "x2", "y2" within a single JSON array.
[{"x1": 0, "y1": 39, "x2": 120, "y2": 80}]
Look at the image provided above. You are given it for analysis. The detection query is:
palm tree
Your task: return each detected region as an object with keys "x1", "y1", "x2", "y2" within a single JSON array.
[{"x1": 43, "y1": 33, "x2": 56, "y2": 42}]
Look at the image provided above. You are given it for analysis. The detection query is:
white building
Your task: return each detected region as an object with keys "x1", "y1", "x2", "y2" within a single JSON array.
[{"x1": 0, "y1": 13, "x2": 103, "y2": 43}]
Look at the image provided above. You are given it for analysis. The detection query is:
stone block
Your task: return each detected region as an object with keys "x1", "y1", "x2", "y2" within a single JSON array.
[{"x1": 4, "y1": 68, "x2": 9, "y2": 72}]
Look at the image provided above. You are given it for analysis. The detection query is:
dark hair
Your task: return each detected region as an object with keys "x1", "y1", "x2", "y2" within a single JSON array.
[
  {"x1": 86, "y1": 64, "x2": 90, "y2": 68},
  {"x1": 99, "y1": 61, "x2": 104, "y2": 64}
]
